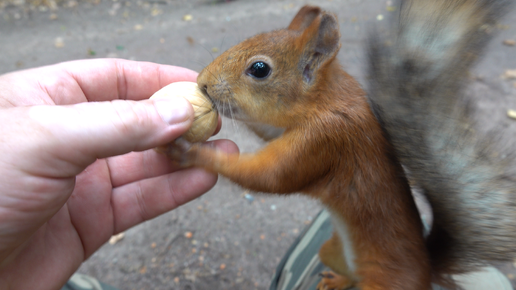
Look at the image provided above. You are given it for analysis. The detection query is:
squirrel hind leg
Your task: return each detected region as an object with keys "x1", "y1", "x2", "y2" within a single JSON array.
[{"x1": 318, "y1": 232, "x2": 357, "y2": 290}]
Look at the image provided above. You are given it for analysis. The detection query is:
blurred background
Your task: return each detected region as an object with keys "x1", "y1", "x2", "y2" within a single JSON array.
[{"x1": 1, "y1": 0, "x2": 515, "y2": 289}]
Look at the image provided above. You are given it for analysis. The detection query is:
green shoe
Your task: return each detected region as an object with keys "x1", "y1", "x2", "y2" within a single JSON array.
[
  {"x1": 269, "y1": 210, "x2": 513, "y2": 290},
  {"x1": 62, "y1": 273, "x2": 118, "y2": 290}
]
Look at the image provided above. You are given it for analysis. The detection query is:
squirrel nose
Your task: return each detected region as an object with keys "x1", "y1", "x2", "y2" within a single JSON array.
[{"x1": 196, "y1": 69, "x2": 209, "y2": 94}]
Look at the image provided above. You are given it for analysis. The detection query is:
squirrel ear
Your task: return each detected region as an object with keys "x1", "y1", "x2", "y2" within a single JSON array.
[
  {"x1": 287, "y1": 5, "x2": 321, "y2": 31},
  {"x1": 297, "y1": 11, "x2": 341, "y2": 84}
]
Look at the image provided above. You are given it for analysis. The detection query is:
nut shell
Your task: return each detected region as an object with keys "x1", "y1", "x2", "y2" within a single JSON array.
[{"x1": 151, "y1": 81, "x2": 218, "y2": 143}]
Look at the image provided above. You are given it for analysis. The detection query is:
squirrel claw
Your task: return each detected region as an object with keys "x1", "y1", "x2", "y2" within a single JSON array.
[
  {"x1": 316, "y1": 271, "x2": 354, "y2": 290},
  {"x1": 158, "y1": 137, "x2": 199, "y2": 167}
]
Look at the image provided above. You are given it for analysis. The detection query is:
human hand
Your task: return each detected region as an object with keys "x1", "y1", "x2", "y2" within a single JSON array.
[{"x1": 0, "y1": 59, "x2": 237, "y2": 289}]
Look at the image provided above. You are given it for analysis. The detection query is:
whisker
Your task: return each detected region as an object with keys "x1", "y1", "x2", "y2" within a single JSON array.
[{"x1": 198, "y1": 43, "x2": 215, "y2": 62}]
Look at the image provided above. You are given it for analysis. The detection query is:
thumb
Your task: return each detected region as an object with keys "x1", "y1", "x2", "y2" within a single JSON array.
[{"x1": 5, "y1": 97, "x2": 193, "y2": 177}]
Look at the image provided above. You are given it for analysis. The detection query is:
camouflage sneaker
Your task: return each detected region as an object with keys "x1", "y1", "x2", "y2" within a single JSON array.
[
  {"x1": 268, "y1": 210, "x2": 513, "y2": 290},
  {"x1": 61, "y1": 273, "x2": 119, "y2": 290}
]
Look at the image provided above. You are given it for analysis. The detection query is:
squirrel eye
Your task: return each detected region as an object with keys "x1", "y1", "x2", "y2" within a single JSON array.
[{"x1": 247, "y1": 61, "x2": 271, "y2": 79}]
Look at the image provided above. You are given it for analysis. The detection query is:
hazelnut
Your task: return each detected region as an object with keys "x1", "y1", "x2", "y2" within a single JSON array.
[{"x1": 151, "y1": 81, "x2": 218, "y2": 143}]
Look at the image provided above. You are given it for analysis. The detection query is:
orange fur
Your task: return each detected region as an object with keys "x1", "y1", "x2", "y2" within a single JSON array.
[{"x1": 167, "y1": 5, "x2": 432, "y2": 289}]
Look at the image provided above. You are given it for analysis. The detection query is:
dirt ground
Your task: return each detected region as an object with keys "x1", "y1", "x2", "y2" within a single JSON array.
[{"x1": 1, "y1": 0, "x2": 516, "y2": 289}]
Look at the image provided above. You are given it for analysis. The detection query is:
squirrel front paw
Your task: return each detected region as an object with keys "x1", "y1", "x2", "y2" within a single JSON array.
[
  {"x1": 316, "y1": 271, "x2": 354, "y2": 290},
  {"x1": 155, "y1": 138, "x2": 200, "y2": 168}
]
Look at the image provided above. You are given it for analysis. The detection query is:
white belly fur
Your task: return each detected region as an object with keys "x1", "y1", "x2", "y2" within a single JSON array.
[{"x1": 327, "y1": 208, "x2": 356, "y2": 272}]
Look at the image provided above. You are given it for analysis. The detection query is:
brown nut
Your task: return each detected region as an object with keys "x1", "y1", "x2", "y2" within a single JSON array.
[{"x1": 151, "y1": 81, "x2": 218, "y2": 143}]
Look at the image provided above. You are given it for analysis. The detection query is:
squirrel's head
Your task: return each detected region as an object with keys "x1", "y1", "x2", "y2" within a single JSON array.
[{"x1": 197, "y1": 5, "x2": 341, "y2": 128}]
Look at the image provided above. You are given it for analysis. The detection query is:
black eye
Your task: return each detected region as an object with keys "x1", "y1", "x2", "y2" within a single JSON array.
[{"x1": 247, "y1": 61, "x2": 271, "y2": 79}]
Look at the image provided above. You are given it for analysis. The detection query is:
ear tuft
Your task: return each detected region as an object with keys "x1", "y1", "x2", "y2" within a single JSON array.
[
  {"x1": 288, "y1": 5, "x2": 321, "y2": 31},
  {"x1": 296, "y1": 10, "x2": 341, "y2": 84},
  {"x1": 314, "y1": 13, "x2": 340, "y2": 55}
]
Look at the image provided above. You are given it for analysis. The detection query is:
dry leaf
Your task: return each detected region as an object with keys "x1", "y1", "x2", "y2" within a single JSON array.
[
  {"x1": 151, "y1": 8, "x2": 162, "y2": 16},
  {"x1": 503, "y1": 39, "x2": 516, "y2": 46},
  {"x1": 507, "y1": 109, "x2": 516, "y2": 120},
  {"x1": 54, "y1": 37, "x2": 64, "y2": 48},
  {"x1": 108, "y1": 232, "x2": 125, "y2": 244},
  {"x1": 186, "y1": 36, "x2": 195, "y2": 45},
  {"x1": 183, "y1": 14, "x2": 193, "y2": 21},
  {"x1": 502, "y1": 69, "x2": 516, "y2": 80}
]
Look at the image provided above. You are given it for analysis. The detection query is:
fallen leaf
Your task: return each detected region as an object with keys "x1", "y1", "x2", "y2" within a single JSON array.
[
  {"x1": 183, "y1": 14, "x2": 193, "y2": 21},
  {"x1": 54, "y1": 37, "x2": 64, "y2": 48},
  {"x1": 220, "y1": 263, "x2": 226, "y2": 270},
  {"x1": 67, "y1": 0, "x2": 78, "y2": 8},
  {"x1": 186, "y1": 36, "x2": 194, "y2": 45},
  {"x1": 507, "y1": 109, "x2": 516, "y2": 120},
  {"x1": 151, "y1": 8, "x2": 162, "y2": 16},
  {"x1": 502, "y1": 69, "x2": 516, "y2": 80},
  {"x1": 185, "y1": 231, "x2": 193, "y2": 239},
  {"x1": 503, "y1": 39, "x2": 516, "y2": 46},
  {"x1": 139, "y1": 266, "x2": 147, "y2": 274},
  {"x1": 109, "y1": 232, "x2": 125, "y2": 244}
]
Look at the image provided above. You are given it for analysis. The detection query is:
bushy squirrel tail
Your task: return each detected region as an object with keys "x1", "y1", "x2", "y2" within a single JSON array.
[{"x1": 366, "y1": 0, "x2": 513, "y2": 285}]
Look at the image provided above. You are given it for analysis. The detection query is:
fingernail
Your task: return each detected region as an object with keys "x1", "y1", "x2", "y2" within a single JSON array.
[{"x1": 154, "y1": 97, "x2": 192, "y2": 125}]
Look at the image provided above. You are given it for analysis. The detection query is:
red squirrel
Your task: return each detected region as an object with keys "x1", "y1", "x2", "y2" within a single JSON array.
[
  {"x1": 164, "y1": 5, "x2": 433, "y2": 290},
  {"x1": 367, "y1": 0, "x2": 513, "y2": 276}
]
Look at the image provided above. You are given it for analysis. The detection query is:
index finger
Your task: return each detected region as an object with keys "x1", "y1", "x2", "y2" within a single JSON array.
[{"x1": 60, "y1": 59, "x2": 199, "y2": 102}]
